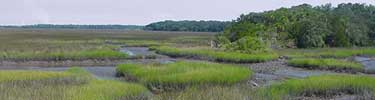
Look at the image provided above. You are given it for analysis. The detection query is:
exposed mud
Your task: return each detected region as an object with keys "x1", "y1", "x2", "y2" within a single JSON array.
[{"x1": 243, "y1": 59, "x2": 334, "y2": 86}]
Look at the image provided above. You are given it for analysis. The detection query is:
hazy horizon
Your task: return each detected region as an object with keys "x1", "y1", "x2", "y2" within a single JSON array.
[{"x1": 1, "y1": 0, "x2": 375, "y2": 25}]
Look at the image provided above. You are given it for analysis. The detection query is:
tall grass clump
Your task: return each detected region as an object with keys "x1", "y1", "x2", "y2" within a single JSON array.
[
  {"x1": 278, "y1": 48, "x2": 375, "y2": 58},
  {"x1": 0, "y1": 68, "x2": 149, "y2": 100},
  {"x1": 0, "y1": 47, "x2": 128, "y2": 61},
  {"x1": 288, "y1": 58, "x2": 363, "y2": 72},
  {"x1": 257, "y1": 75, "x2": 375, "y2": 100},
  {"x1": 67, "y1": 80, "x2": 149, "y2": 100},
  {"x1": 151, "y1": 46, "x2": 278, "y2": 63},
  {"x1": 0, "y1": 68, "x2": 91, "y2": 85},
  {"x1": 153, "y1": 84, "x2": 253, "y2": 100},
  {"x1": 117, "y1": 61, "x2": 252, "y2": 91}
]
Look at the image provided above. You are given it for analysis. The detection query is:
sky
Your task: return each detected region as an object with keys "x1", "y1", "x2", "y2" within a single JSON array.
[{"x1": 1, "y1": 0, "x2": 375, "y2": 25}]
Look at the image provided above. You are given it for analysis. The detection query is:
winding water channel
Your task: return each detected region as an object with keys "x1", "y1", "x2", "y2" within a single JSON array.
[{"x1": 0, "y1": 47, "x2": 374, "y2": 82}]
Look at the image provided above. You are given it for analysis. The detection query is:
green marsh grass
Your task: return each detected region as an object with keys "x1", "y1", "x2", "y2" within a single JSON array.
[
  {"x1": 117, "y1": 61, "x2": 252, "y2": 91},
  {"x1": 153, "y1": 84, "x2": 253, "y2": 100},
  {"x1": 0, "y1": 68, "x2": 149, "y2": 100},
  {"x1": 278, "y1": 48, "x2": 375, "y2": 58},
  {"x1": 288, "y1": 58, "x2": 363, "y2": 72},
  {"x1": 258, "y1": 75, "x2": 375, "y2": 100},
  {"x1": 151, "y1": 46, "x2": 278, "y2": 63},
  {"x1": 0, "y1": 29, "x2": 215, "y2": 61}
]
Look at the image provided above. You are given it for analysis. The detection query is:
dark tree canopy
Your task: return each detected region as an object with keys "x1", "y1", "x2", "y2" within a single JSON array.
[
  {"x1": 219, "y1": 3, "x2": 375, "y2": 49},
  {"x1": 144, "y1": 20, "x2": 231, "y2": 32}
]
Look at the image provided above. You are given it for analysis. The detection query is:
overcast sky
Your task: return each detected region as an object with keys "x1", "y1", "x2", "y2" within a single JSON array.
[{"x1": 1, "y1": 0, "x2": 375, "y2": 25}]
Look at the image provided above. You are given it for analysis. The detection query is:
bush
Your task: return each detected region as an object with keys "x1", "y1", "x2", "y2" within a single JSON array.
[{"x1": 226, "y1": 36, "x2": 269, "y2": 53}]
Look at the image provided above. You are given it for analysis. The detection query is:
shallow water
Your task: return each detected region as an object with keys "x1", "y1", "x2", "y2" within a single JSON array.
[
  {"x1": 354, "y1": 56, "x2": 375, "y2": 73},
  {"x1": 120, "y1": 47, "x2": 157, "y2": 56},
  {"x1": 0, "y1": 47, "x2": 177, "y2": 79},
  {"x1": 274, "y1": 69, "x2": 328, "y2": 78}
]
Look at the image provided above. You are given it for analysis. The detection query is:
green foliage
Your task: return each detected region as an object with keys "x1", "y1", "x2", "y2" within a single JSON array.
[
  {"x1": 117, "y1": 61, "x2": 252, "y2": 90},
  {"x1": 293, "y1": 18, "x2": 329, "y2": 48},
  {"x1": 258, "y1": 75, "x2": 375, "y2": 100},
  {"x1": 217, "y1": 22, "x2": 271, "y2": 52},
  {"x1": 151, "y1": 46, "x2": 278, "y2": 63},
  {"x1": 145, "y1": 20, "x2": 230, "y2": 32},
  {"x1": 221, "y1": 3, "x2": 375, "y2": 48},
  {"x1": 226, "y1": 36, "x2": 269, "y2": 53},
  {"x1": 288, "y1": 58, "x2": 363, "y2": 72}
]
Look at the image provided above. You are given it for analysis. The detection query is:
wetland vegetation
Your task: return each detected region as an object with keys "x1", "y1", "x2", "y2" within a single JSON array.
[{"x1": 1, "y1": 2, "x2": 375, "y2": 100}]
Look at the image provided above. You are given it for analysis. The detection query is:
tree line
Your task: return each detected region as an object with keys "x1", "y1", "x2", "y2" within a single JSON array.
[
  {"x1": 217, "y1": 3, "x2": 375, "y2": 50},
  {"x1": 144, "y1": 20, "x2": 231, "y2": 32}
]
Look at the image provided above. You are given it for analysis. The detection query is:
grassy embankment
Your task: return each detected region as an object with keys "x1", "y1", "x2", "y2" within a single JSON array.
[
  {"x1": 117, "y1": 61, "x2": 252, "y2": 92},
  {"x1": 0, "y1": 68, "x2": 149, "y2": 100},
  {"x1": 276, "y1": 48, "x2": 375, "y2": 72},
  {"x1": 257, "y1": 74, "x2": 375, "y2": 100},
  {"x1": 151, "y1": 46, "x2": 278, "y2": 63},
  {"x1": 278, "y1": 48, "x2": 375, "y2": 58},
  {"x1": 288, "y1": 58, "x2": 363, "y2": 72}
]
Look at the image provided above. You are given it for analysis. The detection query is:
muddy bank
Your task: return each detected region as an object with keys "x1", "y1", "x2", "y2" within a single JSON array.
[{"x1": 244, "y1": 60, "x2": 333, "y2": 86}]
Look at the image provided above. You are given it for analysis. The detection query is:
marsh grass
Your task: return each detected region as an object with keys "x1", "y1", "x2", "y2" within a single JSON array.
[
  {"x1": 257, "y1": 75, "x2": 375, "y2": 100},
  {"x1": 278, "y1": 48, "x2": 375, "y2": 58},
  {"x1": 0, "y1": 68, "x2": 149, "y2": 100},
  {"x1": 151, "y1": 46, "x2": 278, "y2": 63},
  {"x1": 0, "y1": 29, "x2": 215, "y2": 61},
  {"x1": 288, "y1": 58, "x2": 364, "y2": 72},
  {"x1": 116, "y1": 61, "x2": 252, "y2": 91},
  {"x1": 153, "y1": 84, "x2": 253, "y2": 100}
]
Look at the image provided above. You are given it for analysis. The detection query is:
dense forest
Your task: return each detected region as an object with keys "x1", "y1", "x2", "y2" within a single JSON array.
[
  {"x1": 144, "y1": 20, "x2": 231, "y2": 32},
  {"x1": 0, "y1": 24, "x2": 144, "y2": 30},
  {"x1": 217, "y1": 3, "x2": 375, "y2": 51}
]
